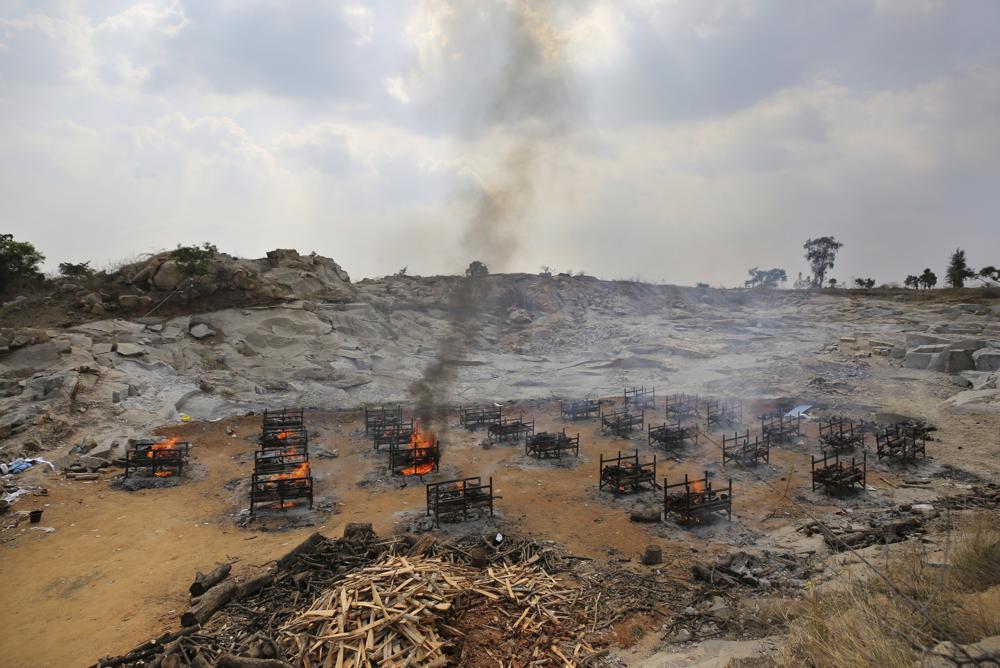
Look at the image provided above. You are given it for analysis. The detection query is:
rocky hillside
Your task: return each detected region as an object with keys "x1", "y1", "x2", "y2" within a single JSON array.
[{"x1": 1, "y1": 248, "x2": 998, "y2": 466}]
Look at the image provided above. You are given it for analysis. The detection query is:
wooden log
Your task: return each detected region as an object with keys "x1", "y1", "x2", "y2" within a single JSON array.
[
  {"x1": 276, "y1": 532, "x2": 324, "y2": 570},
  {"x1": 189, "y1": 563, "x2": 232, "y2": 596},
  {"x1": 215, "y1": 655, "x2": 293, "y2": 668},
  {"x1": 66, "y1": 473, "x2": 100, "y2": 480},
  {"x1": 641, "y1": 545, "x2": 662, "y2": 566},
  {"x1": 236, "y1": 573, "x2": 274, "y2": 600},
  {"x1": 181, "y1": 580, "x2": 237, "y2": 627}
]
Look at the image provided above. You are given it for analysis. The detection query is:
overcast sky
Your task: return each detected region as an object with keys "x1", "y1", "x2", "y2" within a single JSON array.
[{"x1": 2, "y1": 0, "x2": 998, "y2": 286}]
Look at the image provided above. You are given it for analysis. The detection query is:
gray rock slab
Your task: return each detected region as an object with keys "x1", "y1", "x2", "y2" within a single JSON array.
[{"x1": 973, "y1": 348, "x2": 1000, "y2": 371}]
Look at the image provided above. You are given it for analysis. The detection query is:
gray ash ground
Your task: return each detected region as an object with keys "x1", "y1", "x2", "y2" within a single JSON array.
[{"x1": 110, "y1": 463, "x2": 207, "y2": 491}]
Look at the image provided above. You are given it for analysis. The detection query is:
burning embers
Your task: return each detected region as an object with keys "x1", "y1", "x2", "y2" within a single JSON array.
[
  {"x1": 722, "y1": 430, "x2": 770, "y2": 467},
  {"x1": 124, "y1": 437, "x2": 190, "y2": 479},
  {"x1": 370, "y1": 411, "x2": 440, "y2": 476},
  {"x1": 601, "y1": 407, "x2": 645, "y2": 437},
  {"x1": 390, "y1": 423, "x2": 440, "y2": 476},
  {"x1": 560, "y1": 399, "x2": 601, "y2": 421},
  {"x1": 251, "y1": 408, "x2": 313, "y2": 513},
  {"x1": 526, "y1": 429, "x2": 580, "y2": 459},
  {"x1": 811, "y1": 451, "x2": 866, "y2": 495},
  {"x1": 425, "y1": 476, "x2": 494, "y2": 525},
  {"x1": 664, "y1": 472, "x2": 733, "y2": 524},
  {"x1": 599, "y1": 450, "x2": 658, "y2": 494}
]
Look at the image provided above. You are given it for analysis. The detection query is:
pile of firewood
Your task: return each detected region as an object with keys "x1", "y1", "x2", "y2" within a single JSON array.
[{"x1": 277, "y1": 554, "x2": 596, "y2": 667}]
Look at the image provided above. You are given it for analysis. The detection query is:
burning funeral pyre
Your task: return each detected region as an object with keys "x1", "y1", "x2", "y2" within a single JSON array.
[
  {"x1": 250, "y1": 408, "x2": 313, "y2": 513},
  {"x1": 123, "y1": 437, "x2": 190, "y2": 480}
]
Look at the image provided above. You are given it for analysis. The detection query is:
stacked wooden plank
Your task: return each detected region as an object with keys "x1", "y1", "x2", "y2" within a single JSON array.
[{"x1": 277, "y1": 554, "x2": 583, "y2": 667}]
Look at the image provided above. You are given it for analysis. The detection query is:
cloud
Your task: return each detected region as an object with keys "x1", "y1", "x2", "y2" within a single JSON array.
[{"x1": 0, "y1": 0, "x2": 998, "y2": 286}]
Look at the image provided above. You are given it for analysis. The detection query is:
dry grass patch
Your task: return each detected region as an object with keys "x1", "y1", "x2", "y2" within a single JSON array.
[{"x1": 780, "y1": 513, "x2": 1000, "y2": 668}]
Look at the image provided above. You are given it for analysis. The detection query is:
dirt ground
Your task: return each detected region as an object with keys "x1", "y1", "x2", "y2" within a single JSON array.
[{"x1": 1, "y1": 371, "x2": 997, "y2": 667}]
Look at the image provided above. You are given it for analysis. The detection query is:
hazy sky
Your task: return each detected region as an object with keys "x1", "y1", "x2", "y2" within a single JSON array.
[{"x1": 2, "y1": 0, "x2": 998, "y2": 286}]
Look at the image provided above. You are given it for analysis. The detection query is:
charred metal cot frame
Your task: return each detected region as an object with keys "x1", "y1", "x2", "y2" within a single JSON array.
[
  {"x1": 262, "y1": 408, "x2": 304, "y2": 430},
  {"x1": 253, "y1": 449, "x2": 309, "y2": 475},
  {"x1": 759, "y1": 410, "x2": 802, "y2": 444},
  {"x1": 722, "y1": 430, "x2": 770, "y2": 466},
  {"x1": 459, "y1": 405, "x2": 503, "y2": 431},
  {"x1": 560, "y1": 399, "x2": 601, "y2": 421},
  {"x1": 665, "y1": 393, "x2": 700, "y2": 422},
  {"x1": 599, "y1": 450, "x2": 658, "y2": 494},
  {"x1": 703, "y1": 399, "x2": 742, "y2": 429},
  {"x1": 388, "y1": 438, "x2": 440, "y2": 476},
  {"x1": 372, "y1": 419, "x2": 414, "y2": 451},
  {"x1": 260, "y1": 425, "x2": 308, "y2": 451},
  {"x1": 124, "y1": 441, "x2": 190, "y2": 478},
  {"x1": 818, "y1": 416, "x2": 866, "y2": 453},
  {"x1": 625, "y1": 386, "x2": 656, "y2": 410},
  {"x1": 364, "y1": 405, "x2": 402, "y2": 436},
  {"x1": 811, "y1": 451, "x2": 866, "y2": 494},
  {"x1": 875, "y1": 424, "x2": 927, "y2": 464},
  {"x1": 648, "y1": 420, "x2": 699, "y2": 451},
  {"x1": 250, "y1": 467, "x2": 314, "y2": 512},
  {"x1": 488, "y1": 415, "x2": 535, "y2": 444},
  {"x1": 663, "y1": 472, "x2": 733, "y2": 523},
  {"x1": 601, "y1": 407, "x2": 645, "y2": 437},
  {"x1": 425, "y1": 477, "x2": 494, "y2": 525},
  {"x1": 526, "y1": 430, "x2": 580, "y2": 459},
  {"x1": 252, "y1": 407, "x2": 312, "y2": 513}
]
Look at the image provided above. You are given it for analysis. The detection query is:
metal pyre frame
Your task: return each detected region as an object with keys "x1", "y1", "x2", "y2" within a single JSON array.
[
  {"x1": 364, "y1": 405, "x2": 402, "y2": 436},
  {"x1": 875, "y1": 424, "x2": 927, "y2": 464},
  {"x1": 663, "y1": 472, "x2": 733, "y2": 523},
  {"x1": 560, "y1": 399, "x2": 601, "y2": 421},
  {"x1": 811, "y1": 451, "x2": 866, "y2": 494},
  {"x1": 721, "y1": 430, "x2": 770, "y2": 466},
  {"x1": 253, "y1": 449, "x2": 310, "y2": 475},
  {"x1": 525, "y1": 430, "x2": 580, "y2": 459},
  {"x1": 665, "y1": 393, "x2": 700, "y2": 422},
  {"x1": 819, "y1": 416, "x2": 866, "y2": 453},
  {"x1": 372, "y1": 419, "x2": 414, "y2": 451},
  {"x1": 625, "y1": 386, "x2": 656, "y2": 410},
  {"x1": 703, "y1": 399, "x2": 743, "y2": 429},
  {"x1": 260, "y1": 425, "x2": 308, "y2": 452},
  {"x1": 599, "y1": 450, "x2": 658, "y2": 494},
  {"x1": 601, "y1": 408, "x2": 645, "y2": 437},
  {"x1": 648, "y1": 420, "x2": 699, "y2": 451},
  {"x1": 389, "y1": 438, "x2": 441, "y2": 475},
  {"x1": 459, "y1": 405, "x2": 503, "y2": 431},
  {"x1": 262, "y1": 408, "x2": 304, "y2": 430},
  {"x1": 759, "y1": 409, "x2": 802, "y2": 444},
  {"x1": 124, "y1": 441, "x2": 190, "y2": 478},
  {"x1": 488, "y1": 415, "x2": 535, "y2": 444},
  {"x1": 425, "y1": 476, "x2": 494, "y2": 525},
  {"x1": 250, "y1": 464, "x2": 314, "y2": 512}
]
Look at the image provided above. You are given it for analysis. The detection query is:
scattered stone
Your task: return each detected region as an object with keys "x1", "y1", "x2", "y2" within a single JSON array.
[
  {"x1": 189, "y1": 323, "x2": 217, "y2": 339},
  {"x1": 115, "y1": 342, "x2": 145, "y2": 357}
]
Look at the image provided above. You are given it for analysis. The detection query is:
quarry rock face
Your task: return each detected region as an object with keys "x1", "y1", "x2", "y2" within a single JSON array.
[{"x1": 973, "y1": 348, "x2": 1000, "y2": 371}]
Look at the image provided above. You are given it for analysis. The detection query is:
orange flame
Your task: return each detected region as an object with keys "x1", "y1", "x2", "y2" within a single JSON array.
[
  {"x1": 271, "y1": 501, "x2": 295, "y2": 509},
  {"x1": 689, "y1": 478, "x2": 705, "y2": 494},
  {"x1": 266, "y1": 461, "x2": 310, "y2": 481},
  {"x1": 275, "y1": 431, "x2": 289, "y2": 440},
  {"x1": 401, "y1": 422, "x2": 436, "y2": 475},
  {"x1": 147, "y1": 436, "x2": 179, "y2": 458}
]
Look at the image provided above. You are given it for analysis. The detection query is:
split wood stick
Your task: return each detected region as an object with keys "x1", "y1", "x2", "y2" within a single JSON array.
[{"x1": 189, "y1": 563, "x2": 232, "y2": 596}]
